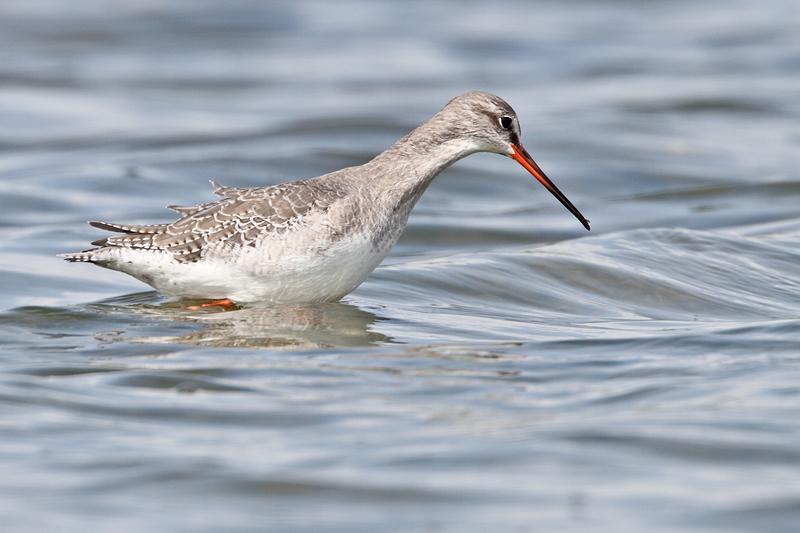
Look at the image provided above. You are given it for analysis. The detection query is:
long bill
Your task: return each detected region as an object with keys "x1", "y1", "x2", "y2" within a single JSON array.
[{"x1": 510, "y1": 144, "x2": 590, "y2": 231}]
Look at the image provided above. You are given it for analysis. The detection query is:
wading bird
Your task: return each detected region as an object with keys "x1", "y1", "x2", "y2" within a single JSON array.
[{"x1": 63, "y1": 92, "x2": 589, "y2": 308}]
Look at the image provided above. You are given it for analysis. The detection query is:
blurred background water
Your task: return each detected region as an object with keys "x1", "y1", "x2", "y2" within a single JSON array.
[{"x1": 1, "y1": 0, "x2": 799, "y2": 531}]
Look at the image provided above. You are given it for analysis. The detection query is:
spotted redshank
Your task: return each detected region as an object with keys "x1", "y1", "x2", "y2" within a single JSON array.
[{"x1": 63, "y1": 91, "x2": 589, "y2": 307}]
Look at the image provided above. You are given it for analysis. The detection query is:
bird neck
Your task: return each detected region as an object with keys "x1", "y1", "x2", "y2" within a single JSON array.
[{"x1": 363, "y1": 120, "x2": 479, "y2": 207}]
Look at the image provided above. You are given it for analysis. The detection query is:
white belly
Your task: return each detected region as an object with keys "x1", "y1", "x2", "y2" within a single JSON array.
[{"x1": 105, "y1": 231, "x2": 391, "y2": 303}]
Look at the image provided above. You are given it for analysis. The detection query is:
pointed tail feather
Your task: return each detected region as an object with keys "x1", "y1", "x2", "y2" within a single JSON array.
[
  {"x1": 58, "y1": 251, "x2": 97, "y2": 263},
  {"x1": 89, "y1": 220, "x2": 170, "y2": 234}
]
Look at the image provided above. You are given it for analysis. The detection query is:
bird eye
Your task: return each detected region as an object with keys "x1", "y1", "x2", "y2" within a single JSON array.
[{"x1": 499, "y1": 116, "x2": 513, "y2": 130}]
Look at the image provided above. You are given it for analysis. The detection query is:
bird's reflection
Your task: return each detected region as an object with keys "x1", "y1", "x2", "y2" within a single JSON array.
[{"x1": 94, "y1": 292, "x2": 391, "y2": 349}]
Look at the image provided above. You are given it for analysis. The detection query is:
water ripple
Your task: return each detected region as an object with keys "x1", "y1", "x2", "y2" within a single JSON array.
[{"x1": 1, "y1": 0, "x2": 800, "y2": 531}]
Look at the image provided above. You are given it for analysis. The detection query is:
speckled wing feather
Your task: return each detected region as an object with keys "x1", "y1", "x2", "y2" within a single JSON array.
[{"x1": 90, "y1": 180, "x2": 347, "y2": 263}]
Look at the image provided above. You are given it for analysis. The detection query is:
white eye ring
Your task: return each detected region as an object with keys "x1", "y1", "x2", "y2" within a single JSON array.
[{"x1": 499, "y1": 116, "x2": 513, "y2": 130}]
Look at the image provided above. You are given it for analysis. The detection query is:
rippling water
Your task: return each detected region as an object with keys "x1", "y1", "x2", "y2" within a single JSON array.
[{"x1": 1, "y1": 0, "x2": 799, "y2": 531}]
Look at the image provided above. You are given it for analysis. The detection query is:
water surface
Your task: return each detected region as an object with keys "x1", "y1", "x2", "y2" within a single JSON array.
[{"x1": 1, "y1": 0, "x2": 799, "y2": 531}]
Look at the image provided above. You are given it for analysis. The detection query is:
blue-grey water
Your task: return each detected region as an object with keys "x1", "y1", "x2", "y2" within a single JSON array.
[{"x1": 1, "y1": 1, "x2": 799, "y2": 531}]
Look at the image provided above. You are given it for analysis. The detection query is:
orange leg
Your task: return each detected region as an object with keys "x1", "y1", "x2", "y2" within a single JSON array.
[{"x1": 186, "y1": 298, "x2": 237, "y2": 311}]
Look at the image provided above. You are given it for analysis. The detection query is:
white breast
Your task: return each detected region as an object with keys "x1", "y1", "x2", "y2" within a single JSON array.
[{"x1": 106, "y1": 225, "x2": 392, "y2": 304}]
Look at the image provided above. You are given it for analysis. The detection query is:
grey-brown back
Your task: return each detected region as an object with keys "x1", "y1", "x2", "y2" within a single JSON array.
[{"x1": 85, "y1": 179, "x2": 350, "y2": 263}]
